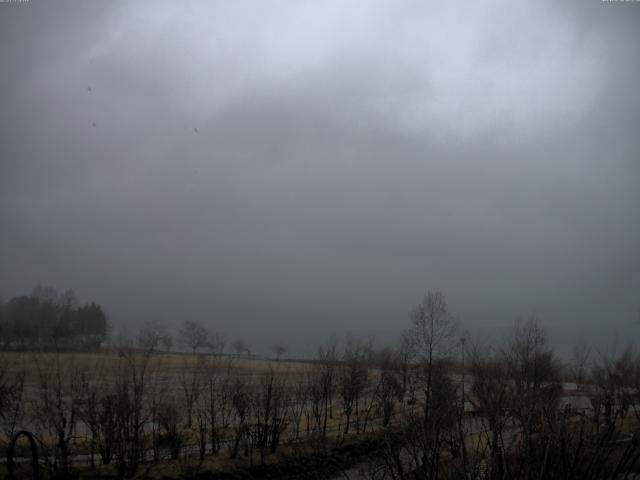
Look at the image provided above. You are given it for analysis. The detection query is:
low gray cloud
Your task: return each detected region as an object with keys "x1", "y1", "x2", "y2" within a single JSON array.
[{"x1": 1, "y1": 1, "x2": 638, "y2": 350}]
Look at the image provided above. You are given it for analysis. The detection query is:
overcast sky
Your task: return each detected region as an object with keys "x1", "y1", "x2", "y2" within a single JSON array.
[{"x1": 1, "y1": 0, "x2": 639, "y2": 348}]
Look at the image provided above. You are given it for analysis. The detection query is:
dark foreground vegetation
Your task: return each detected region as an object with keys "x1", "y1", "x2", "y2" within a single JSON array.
[{"x1": 1, "y1": 290, "x2": 640, "y2": 479}]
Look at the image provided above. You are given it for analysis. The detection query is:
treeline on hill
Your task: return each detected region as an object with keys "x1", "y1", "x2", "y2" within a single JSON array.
[
  {"x1": 0, "y1": 286, "x2": 108, "y2": 350},
  {"x1": 0, "y1": 291, "x2": 639, "y2": 480}
]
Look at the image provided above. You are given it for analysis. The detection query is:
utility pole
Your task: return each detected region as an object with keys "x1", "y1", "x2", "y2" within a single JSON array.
[
  {"x1": 459, "y1": 336, "x2": 468, "y2": 474},
  {"x1": 460, "y1": 336, "x2": 466, "y2": 408}
]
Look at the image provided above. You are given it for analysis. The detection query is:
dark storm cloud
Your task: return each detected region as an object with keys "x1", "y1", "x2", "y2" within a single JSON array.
[{"x1": 1, "y1": 0, "x2": 639, "y2": 349}]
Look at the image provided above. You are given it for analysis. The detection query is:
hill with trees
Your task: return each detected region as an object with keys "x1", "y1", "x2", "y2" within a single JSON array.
[{"x1": 0, "y1": 285, "x2": 108, "y2": 350}]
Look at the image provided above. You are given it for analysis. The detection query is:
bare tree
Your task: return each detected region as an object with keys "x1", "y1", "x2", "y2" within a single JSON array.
[
  {"x1": 32, "y1": 284, "x2": 59, "y2": 303},
  {"x1": 229, "y1": 376, "x2": 251, "y2": 459},
  {"x1": 570, "y1": 340, "x2": 592, "y2": 388},
  {"x1": 180, "y1": 320, "x2": 209, "y2": 355},
  {"x1": 396, "y1": 335, "x2": 413, "y2": 403},
  {"x1": 161, "y1": 333, "x2": 173, "y2": 353},
  {"x1": 233, "y1": 339, "x2": 249, "y2": 358},
  {"x1": 373, "y1": 292, "x2": 461, "y2": 479},
  {"x1": 77, "y1": 356, "x2": 115, "y2": 469},
  {"x1": 110, "y1": 349, "x2": 154, "y2": 478},
  {"x1": 179, "y1": 356, "x2": 205, "y2": 428},
  {"x1": 404, "y1": 291, "x2": 458, "y2": 422},
  {"x1": 0, "y1": 356, "x2": 25, "y2": 452},
  {"x1": 207, "y1": 331, "x2": 226, "y2": 356},
  {"x1": 373, "y1": 347, "x2": 402, "y2": 427},
  {"x1": 272, "y1": 343, "x2": 288, "y2": 361},
  {"x1": 504, "y1": 316, "x2": 562, "y2": 462},
  {"x1": 156, "y1": 400, "x2": 183, "y2": 460},
  {"x1": 253, "y1": 367, "x2": 289, "y2": 463},
  {"x1": 469, "y1": 344, "x2": 512, "y2": 478},
  {"x1": 316, "y1": 337, "x2": 338, "y2": 438},
  {"x1": 58, "y1": 289, "x2": 78, "y2": 309},
  {"x1": 338, "y1": 337, "x2": 369, "y2": 434},
  {"x1": 31, "y1": 352, "x2": 81, "y2": 477},
  {"x1": 138, "y1": 319, "x2": 172, "y2": 353},
  {"x1": 201, "y1": 357, "x2": 236, "y2": 456},
  {"x1": 592, "y1": 345, "x2": 637, "y2": 428},
  {"x1": 288, "y1": 375, "x2": 308, "y2": 441}
]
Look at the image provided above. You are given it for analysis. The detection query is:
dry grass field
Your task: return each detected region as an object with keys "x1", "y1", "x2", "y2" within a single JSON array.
[
  {"x1": 0, "y1": 348, "x2": 399, "y2": 479},
  {"x1": 2, "y1": 333, "x2": 640, "y2": 480}
]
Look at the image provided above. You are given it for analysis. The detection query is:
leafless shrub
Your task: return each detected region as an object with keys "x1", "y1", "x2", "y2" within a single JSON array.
[
  {"x1": 229, "y1": 375, "x2": 251, "y2": 459},
  {"x1": 31, "y1": 352, "x2": 81, "y2": 477},
  {"x1": 339, "y1": 338, "x2": 370, "y2": 435},
  {"x1": 592, "y1": 345, "x2": 639, "y2": 429},
  {"x1": 110, "y1": 349, "x2": 153, "y2": 478},
  {"x1": 252, "y1": 367, "x2": 289, "y2": 463},
  {"x1": 373, "y1": 348, "x2": 403, "y2": 427},
  {"x1": 179, "y1": 355, "x2": 204, "y2": 428},
  {"x1": 156, "y1": 400, "x2": 183, "y2": 460}
]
